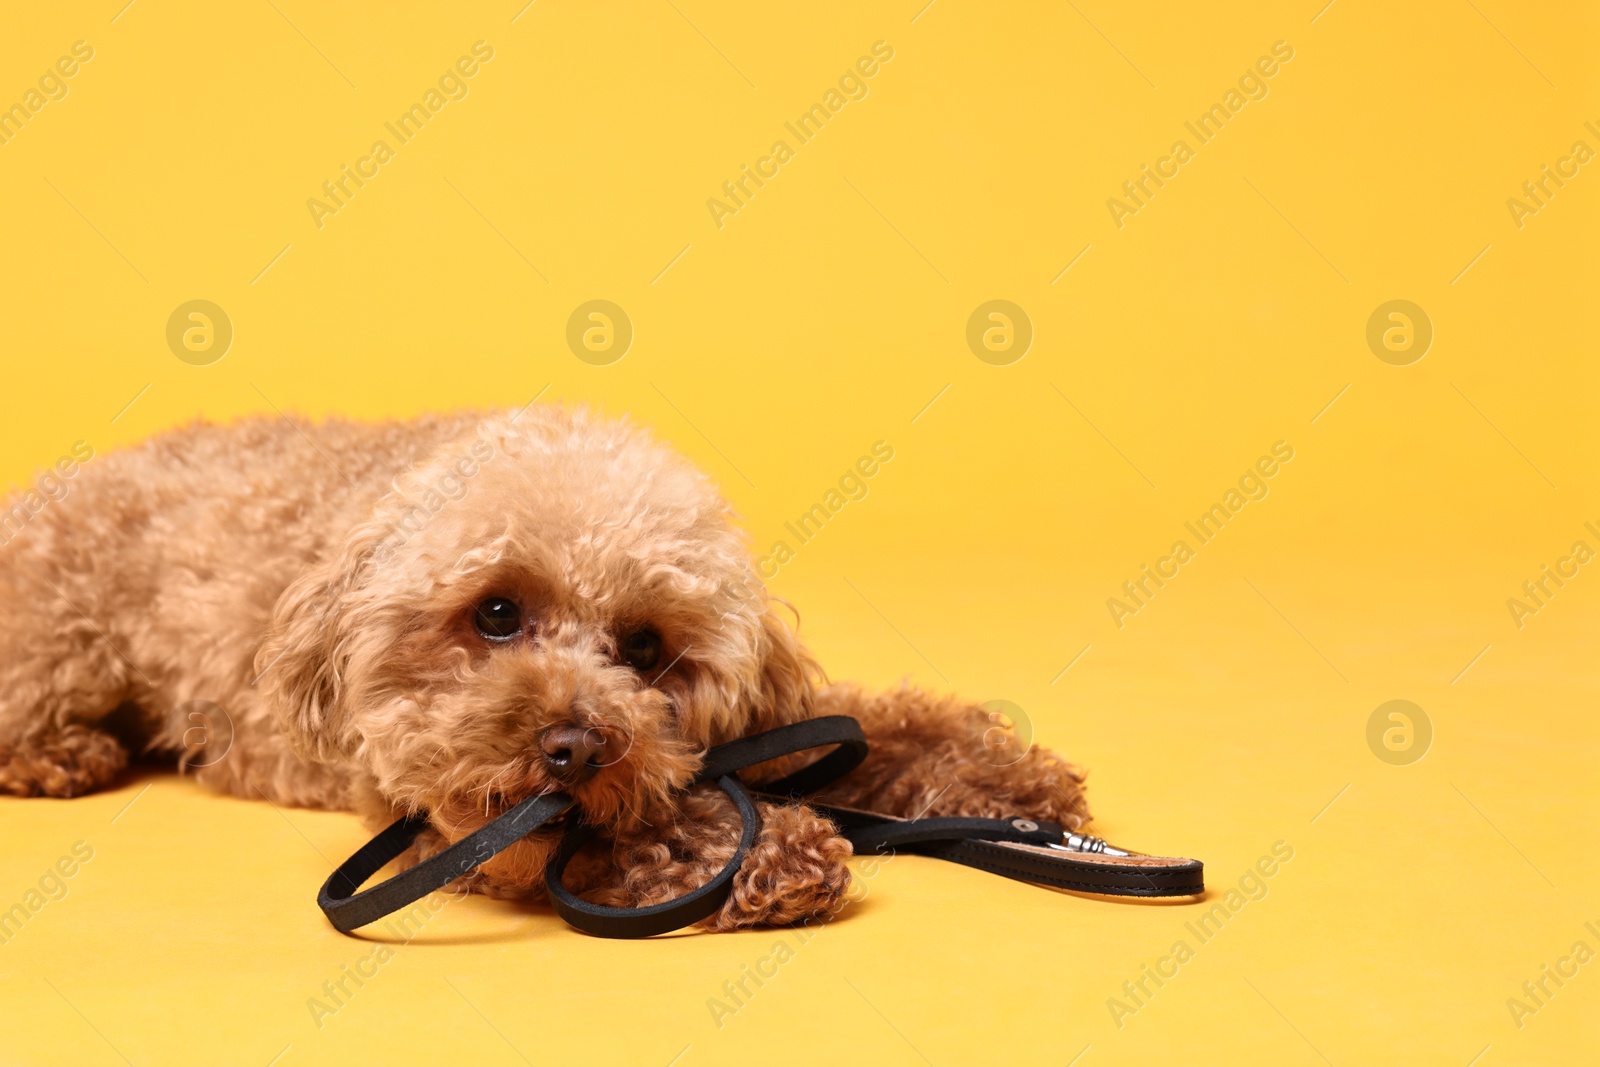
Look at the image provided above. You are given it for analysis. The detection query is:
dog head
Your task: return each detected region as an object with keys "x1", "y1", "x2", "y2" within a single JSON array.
[{"x1": 256, "y1": 407, "x2": 817, "y2": 884}]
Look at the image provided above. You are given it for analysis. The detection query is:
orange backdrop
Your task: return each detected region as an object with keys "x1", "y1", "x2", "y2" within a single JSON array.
[{"x1": 1, "y1": 2, "x2": 1596, "y2": 1064}]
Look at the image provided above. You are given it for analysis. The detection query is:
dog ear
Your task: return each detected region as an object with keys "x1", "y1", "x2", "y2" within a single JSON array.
[
  {"x1": 255, "y1": 540, "x2": 378, "y2": 762},
  {"x1": 752, "y1": 603, "x2": 822, "y2": 728},
  {"x1": 256, "y1": 422, "x2": 505, "y2": 761}
]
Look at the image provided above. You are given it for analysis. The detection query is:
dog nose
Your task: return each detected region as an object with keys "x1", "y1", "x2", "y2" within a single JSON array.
[{"x1": 539, "y1": 723, "x2": 606, "y2": 784}]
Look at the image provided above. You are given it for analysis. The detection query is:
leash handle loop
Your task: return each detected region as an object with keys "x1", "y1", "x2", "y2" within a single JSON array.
[
  {"x1": 548, "y1": 716, "x2": 869, "y2": 938},
  {"x1": 544, "y1": 774, "x2": 759, "y2": 938}
]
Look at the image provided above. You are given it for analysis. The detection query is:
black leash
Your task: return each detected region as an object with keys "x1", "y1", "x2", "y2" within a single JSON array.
[{"x1": 318, "y1": 715, "x2": 1203, "y2": 938}]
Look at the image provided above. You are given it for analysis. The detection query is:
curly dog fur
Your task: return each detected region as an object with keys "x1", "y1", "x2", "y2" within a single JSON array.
[{"x1": 0, "y1": 407, "x2": 1089, "y2": 929}]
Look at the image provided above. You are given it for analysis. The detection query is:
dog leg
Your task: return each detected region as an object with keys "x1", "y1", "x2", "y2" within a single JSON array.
[
  {"x1": 0, "y1": 558, "x2": 135, "y2": 798},
  {"x1": 558, "y1": 786, "x2": 854, "y2": 930},
  {"x1": 711, "y1": 799, "x2": 853, "y2": 930},
  {"x1": 811, "y1": 683, "x2": 1091, "y2": 830},
  {"x1": 0, "y1": 723, "x2": 128, "y2": 798}
]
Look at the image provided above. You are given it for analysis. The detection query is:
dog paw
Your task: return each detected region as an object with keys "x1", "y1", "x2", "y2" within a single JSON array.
[
  {"x1": 707, "y1": 802, "x2": 853, "y2": 931},
  {"x1": 0, "y1": 726, "x2": 127, "y2": 798}
]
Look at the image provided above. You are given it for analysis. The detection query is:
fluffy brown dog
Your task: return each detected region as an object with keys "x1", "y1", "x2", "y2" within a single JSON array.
[{"x1": 0, "y1": 408, "x2": 1089, "y2": 928}]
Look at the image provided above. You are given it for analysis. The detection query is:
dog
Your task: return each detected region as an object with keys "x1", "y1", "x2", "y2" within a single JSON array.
[{"x1": 0, "y1": 407, "x2": 1089, "y2": 928}]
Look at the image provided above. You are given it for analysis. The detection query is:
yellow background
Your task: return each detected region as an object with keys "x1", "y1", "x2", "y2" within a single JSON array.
[{"x1": 2, "y1": 1, "x2": 1596, "y2": 1064}]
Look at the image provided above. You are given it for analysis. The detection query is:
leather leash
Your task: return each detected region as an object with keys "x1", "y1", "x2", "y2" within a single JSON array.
[{"x1": 318, "y1": 715, "x2": 1203, "y2": 937}]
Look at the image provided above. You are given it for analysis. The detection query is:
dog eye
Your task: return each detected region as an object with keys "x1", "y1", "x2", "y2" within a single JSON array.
[
  {"x1": 473, "y1": 598, "x2": 522, "y2": 641},
  {"x1": 620, "y1": 628, "x2": 661, "y2": 672}
]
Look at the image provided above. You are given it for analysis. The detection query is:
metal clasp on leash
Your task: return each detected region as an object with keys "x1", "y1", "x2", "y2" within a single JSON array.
[{"x1": 1048, "y1": 830, "x2": 1130, "y2": 857}]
